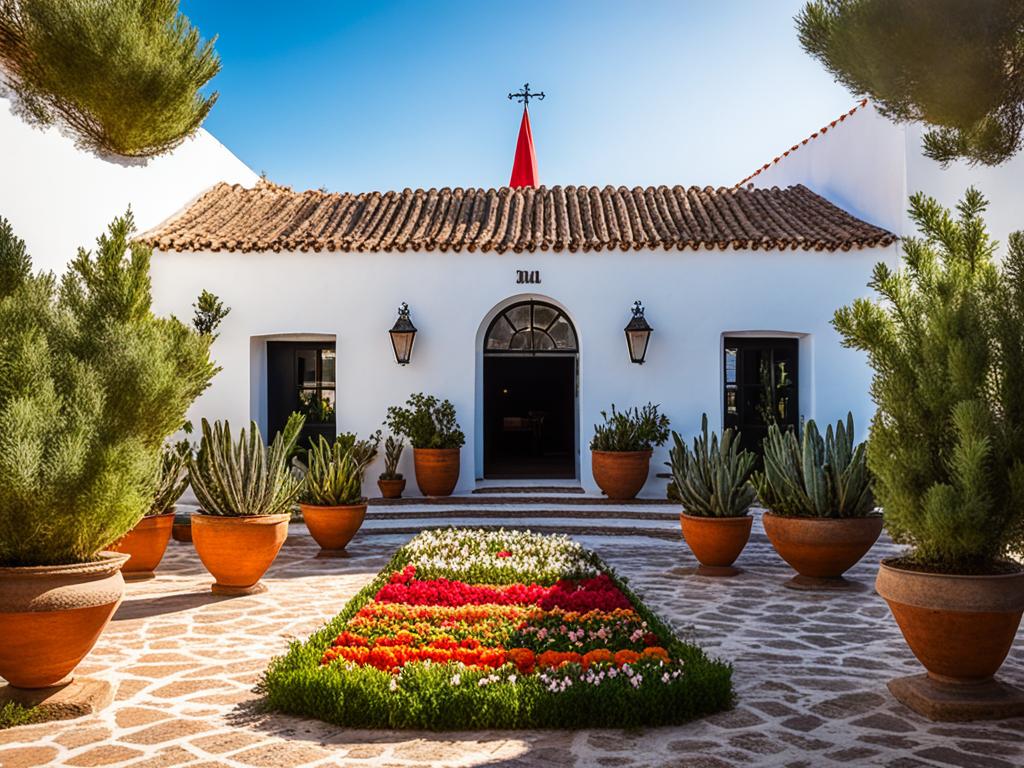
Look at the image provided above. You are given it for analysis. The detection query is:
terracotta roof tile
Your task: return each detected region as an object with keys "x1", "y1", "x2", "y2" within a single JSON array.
[{"x1": 140, "y1": 179, "x2": 895, "y2": 254}]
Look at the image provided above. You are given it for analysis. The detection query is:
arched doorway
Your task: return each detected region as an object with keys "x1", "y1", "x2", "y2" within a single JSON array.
[{"x1": 482, "y1": 300, "x2": 578, "y2": 479}]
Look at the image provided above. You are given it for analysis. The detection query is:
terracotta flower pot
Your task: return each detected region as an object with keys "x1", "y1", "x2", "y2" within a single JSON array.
[
  {"x1": 110, "y1": 511, "x2": 175, "y2": 580},
  {"x1": 299, "y1": 502, "x2": 367, "y2": 557},
  {"x1": 592, "y1": 450, "x2": 652, "y2": 500},
  {"x1": 679, "y1": 513, "x2": 753, "y2": 577},
  {"x1": 413, "y1": 448, "x2": 460, "y2": 497},
  {"x1": 172, "y1": 513, "x2": 192, "y2": 543},
  {"x1": 377, "y1": 477, "x2": 406, "y2": 499},
  {"x1": 0, "y1": 552, "x2": 129, "y2": 689},
  {"x1": 191, "y1": 513, "x2": 290, "y2": 595},
  {"x1": 763, "y1": 513, "x2": 883, "y2": 590},
  {"x1": 876, "y1": 561, "x2": 1024, "y2": 721}
]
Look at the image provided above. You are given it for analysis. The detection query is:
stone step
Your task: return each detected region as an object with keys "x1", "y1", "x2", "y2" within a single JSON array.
[
  {"x1": 369, "y1": 495, "x2": 670, "y2": 507},
  {"x1": 358, "y1": 521, "x2": 681, "y2": 541},
  {"x1": 366, "y1": 506, "x2": 680, "y2": 521},
  {"x1": 471, "y1": 485, "x2": 586, "y2": 495}
]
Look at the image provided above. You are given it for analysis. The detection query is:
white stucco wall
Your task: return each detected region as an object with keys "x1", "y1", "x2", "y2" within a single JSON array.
[
  {"x1": 0, "y1": 93, "x2": 258, "y2": 273},
  {"x1": 151, "y1": 243, "x2": 899, "y2": 498}
]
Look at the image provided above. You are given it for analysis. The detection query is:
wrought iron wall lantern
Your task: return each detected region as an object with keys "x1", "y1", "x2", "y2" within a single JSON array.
[
  {"x1": 389, "y1": 303, "x2": 417, "y2": 365},
  {"x1": 624, "y1": 300, "x2": 652, "y2": 364}
]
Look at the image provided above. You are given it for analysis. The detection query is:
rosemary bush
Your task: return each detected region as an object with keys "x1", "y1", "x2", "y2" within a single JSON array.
[
  {"x1": 590, "y1": 404, "x2": 670, "y2": 452},
  {"x1": 301, "y1": 435, "x2": 365, "y2": 507},
  {"x1": 669, "y1": 415, "x2": 756, "y2": 517},
  {"x1": 386, "y1": 394, "x2": 465, "y2": 449}
]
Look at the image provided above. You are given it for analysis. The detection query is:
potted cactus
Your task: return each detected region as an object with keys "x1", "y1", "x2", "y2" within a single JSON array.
[
  {"x1": 753, "y1": 414, "x2": 879, "y2": 590},
  {"x1": 299, "y1": 434, "x2": 371, "y2": 556},
  {"x1": 377, "y1": 435, "x2": 406, "y2": 499},
  {"x1": 188, "y1": 414, "x2": 304, "y2": 595},
  {"x1": 386, "y1": 394, "x2": 465, "y2": 497},
  {"x1": 110, "y1": 442, "x2": 190, "y2": 579},
  {"x1": 834, "y1": 189, "x2": 1024, "y2": 720},
  {"x1": 591, "y1": 403, "x2": 670, "y2": 500},
  {"x1": 670, "y1": 415, "x2": 758, "y2": 576}
]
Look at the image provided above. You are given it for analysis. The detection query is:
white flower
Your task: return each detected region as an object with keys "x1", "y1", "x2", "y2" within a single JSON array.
[
  {"x1": 508, "y1": 674, "x2": 517, "y2": 684},
  {"x1": 451, "y1": 674, "x2": 461, "y2": 686},
  {"x1": 389, "y1": 678, "x2": 399, "y2": 691}
]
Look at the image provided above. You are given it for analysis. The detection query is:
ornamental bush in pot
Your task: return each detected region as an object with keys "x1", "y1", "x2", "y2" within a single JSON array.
[
  {"x1": 298, "y1": 434, "x2": 372, "y2": 556},
  {"x1": 591, "y1": 404, "x2": 670, "y2": 499},
  {"x1": 0, "y1": 214, "x2": 218, "y2": 690},
  {"x1": 670, "y1": 415, "x2": 757, "y2": 576},
  {"x1": 386, "y1": 394, "x2": 465, "y2": 497},
  {"x1": 188, "y1": 414, "x2": 304, "y2": 595},
  {"x1": 834, "y1": 189, "x2": 1024, "y2": 720},
  {"x1": 753, "y1": 414, "x2": 879, "y2": 591},
  {"x1": 377, "y1": 435, "x2": 406, "y2": 498}
]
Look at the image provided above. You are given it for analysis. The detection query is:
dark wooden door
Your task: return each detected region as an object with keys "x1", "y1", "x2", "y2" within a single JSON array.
[
  {"x1": 267, "y1": 341, "x2": 336, "y2": 449},
  {"x1": 723, "y1": 338, "x2": 799, "y2": 455}
]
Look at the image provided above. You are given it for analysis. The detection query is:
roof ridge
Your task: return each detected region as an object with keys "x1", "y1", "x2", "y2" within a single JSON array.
[{"x1": 734, "y1": 99, "x2": 870, "y2": 189}]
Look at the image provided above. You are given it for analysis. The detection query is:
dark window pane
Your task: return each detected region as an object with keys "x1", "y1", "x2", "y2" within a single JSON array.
[
  {"x1": 533, "y1": 304, "x2": 558, "y2": 330},
  {"x1": 296, "y1": 350, "x2": 317, "y2": 385},
  {"x1": 534, "y1": 332, "x2": 555, "y2": 351},
  {"x1": 509, "y1": 331, "x2": 531, "y2": 350},
  {"x1": 725, "y1": 348, "x2": 737, "y2": 384},
  {"x1": 548, "y1": 316, "x2": 576, "y2": 349},
  {"x1": 506, "y1": 305, "x2": 531, "y2": 331},
  {"x1": 321, "y1": 350, "x2": 336, "y2": 386}
]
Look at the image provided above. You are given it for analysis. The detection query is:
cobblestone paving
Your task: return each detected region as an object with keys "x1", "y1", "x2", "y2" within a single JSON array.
[{"x1": 1, "y1": 510, "x2": 1023, "y2": 768}]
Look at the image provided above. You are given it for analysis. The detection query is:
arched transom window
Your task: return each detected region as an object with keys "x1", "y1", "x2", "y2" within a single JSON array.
[{"x1": 484, "y1": 300, "x2": 578, "y2": 354}]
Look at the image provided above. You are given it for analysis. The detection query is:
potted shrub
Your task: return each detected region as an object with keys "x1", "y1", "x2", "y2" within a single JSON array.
[
  {"x1": 0, "y1": 214, "x2": 218, "y2": 690},
  {"x1": 110, "y1": 442, "x2": 190, "y2": 579},
  {"x1": 834, "y1": 189, "x2": 1024, "y2": 720},
  {"x1": 188, "y1": 414, "x2": 304, "y2": 595},
  {"x1": 386, "y1": 394, "x2": 465, "y2": 497},
  {"x1": 670, "y1": 415, "x2": 758, "y2": 576},
  {"x1": 753, "y1": 414, "x2": 880, "y2": 590},
  {"x1": 299, "y1": 435, "x2": 369, "y2": 556},
  {"x1": 591, "y1": 403, "x2": 670, "y2": 499},
  {"x1": 377, "y1": 435, "x2": 406, "y2": 498}
]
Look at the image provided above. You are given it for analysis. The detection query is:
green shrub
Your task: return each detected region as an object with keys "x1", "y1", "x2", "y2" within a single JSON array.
[
  {"x1": 590, "y1": 403, "x2": 670, "y2": 452},
  {"x1": 834, "y1": 189, "x2": 1024, "y2": 571},
  {"x1": 0, "y1": 701, "x2": 39, "y2": 729},
  {"x1": 188, "y1": 413, "x2": 304, "y2": 517},
  {"x1": 0, "y1": 0, "x2": 220, "y2": 158},
  {"x1": 380, "y1": 435, "x2": 404, "y2": 480},
  {"x1": 0, "y1": 213, "x2": 218, "y2": 567},
  {"x1": 753, "y1": 414, "x2": 875, "y2": 518},
  {"x1": 386, "y1": 393, "x2": 465, "y2": 449},
  {"x1": 333, "y1": 430, "x2": 380, "y2": 473},
  {"x1": 301, "y1": 434, "x2": 364, "y2": 506},
  {"x1": 669, "y1": 415, "x2": 756, "y2": 517}
]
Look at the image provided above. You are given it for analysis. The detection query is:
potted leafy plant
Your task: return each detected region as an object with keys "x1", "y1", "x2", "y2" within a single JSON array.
[
  {"x1": 386, "y1": 394, "x2": 465, "y2": 497},
  {"x1": 377, "y1": 435, "x2": 406, "y2": 498},
  {"x1": 753, "y1": 414, "x2": 879, "y2": 590},
  {"x1": 590, "y1": 403, "x2": 670, "y2": 499},
  {"x1": 835, "y1": 189, "x2": 1024, "y2": 719},
  {"x1": 110, "y1": 441, "x2": 190, "y2": 579},
  {"x1": 188, "y1": 414, "x2": 304, "y2": 595},
  {"x1": 298, "y1": 435, "x2": 370, "y2": 556},
  {"x1": 0, "y1": 214, "x2": 218, "y2": 690},
  {"x1": 670, "y1": 415, "x2": 758, "y2": 576}
]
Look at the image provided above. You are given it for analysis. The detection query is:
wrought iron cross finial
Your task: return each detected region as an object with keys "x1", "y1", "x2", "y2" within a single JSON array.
[{"x1": 508, "y1": 82, "x2": 545, "y2": 106}]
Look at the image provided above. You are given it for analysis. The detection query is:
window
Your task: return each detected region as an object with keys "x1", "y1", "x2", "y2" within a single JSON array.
[
  {"x1": 484, "y1": 301, "x2": 578, "y2": 354},
  {"x1": 267, "y1": 342, "x2": 336, "y2": 447}
]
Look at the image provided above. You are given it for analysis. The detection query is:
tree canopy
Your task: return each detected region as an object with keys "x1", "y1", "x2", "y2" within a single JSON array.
[
  {"x1": 0, "y1": 0, "x2": 219, "y2": 158},
  {"x1": 796, "y1": 0, "x2": 1024, "y2": 166}
]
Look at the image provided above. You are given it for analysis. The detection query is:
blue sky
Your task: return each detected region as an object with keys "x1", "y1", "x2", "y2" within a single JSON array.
[{"x1": 180, "y1": 1, "x2": 859, "y2": 193}]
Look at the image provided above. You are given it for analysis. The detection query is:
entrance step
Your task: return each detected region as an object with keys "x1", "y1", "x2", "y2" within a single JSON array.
[
  {"x1": 358, "y1": 523, "x2": 681, "y2": 541},
  {"x1": 471, "y1": 485, "x2": 586, "y2": 495},
  {"x1": 369, "y1": 495, "x2": 671, "y2": 507}
]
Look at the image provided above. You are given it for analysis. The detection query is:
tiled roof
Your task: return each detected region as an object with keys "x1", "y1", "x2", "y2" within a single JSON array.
[
  {"x1": 736, "y1": 100, "x2": 870, "y2": 188},
  {"x1": 140, "y1": 178, "x2": 895, "y2": 254}
]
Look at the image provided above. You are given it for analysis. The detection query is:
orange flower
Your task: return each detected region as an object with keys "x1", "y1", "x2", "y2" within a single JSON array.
[
  {"x1": 537, "y1": 650, "x2": 581, "y2": 669},
  {"x1": 641, "y1": 647, "x2": 670, "y2": 663},
  {"x1": 507, "y1": 647, "x2": 536, "y2": 674},
  {"x1": 614, "y1": 649, "x2": 640, "y2": 666},
  {"x1": 581, "y1": 649, "x2": 615, "y2": 670}
]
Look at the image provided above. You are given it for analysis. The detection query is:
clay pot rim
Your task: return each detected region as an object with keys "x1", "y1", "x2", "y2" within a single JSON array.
[
  {"x1": 591, "y1": 449, "x2": 654, "y2": 457},
  {"x1": 680, "y1": 511, "x2": 752, "y2": 521},
  {"x1": 877, "y1": 558, "x2": 1024, "y2": 613},
  {"x1": 763, "y1": 511, "x2": 883, "y2": 521},
  {"x1": 412, "y1": 447, "x2": 462, "y2": 454},
  {"x1": 0, "y1": 550, "x2": 130, "y2": 577},
  {"x1": 298, "y1": 501, "x2": 369, "y2": 512},
  {"x1": 191, "y1": 512, "x2": 292, "y2": 525},
  {"x1": 137, "y1": 510, "x2": 177, "y2": 522},
  {"x1": 378, "y1": 476, "x2": 405, "y2": 482}
]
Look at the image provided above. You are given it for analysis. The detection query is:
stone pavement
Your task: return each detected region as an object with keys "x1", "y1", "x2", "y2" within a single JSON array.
[{"x1": 1, "y1": 508, "x2": 1023, "y2": 768}]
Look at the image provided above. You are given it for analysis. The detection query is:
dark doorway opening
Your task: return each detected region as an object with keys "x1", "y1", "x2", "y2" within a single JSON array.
[
  {"x1": 267, "y1": 341, "x2": 336, "y2": 449},
  {"x1": 482, "y1": 301, "x2": 578, "y2": 480},
  {"x1": 723, "y1": 337, "x2": 799, "y2": 456}
]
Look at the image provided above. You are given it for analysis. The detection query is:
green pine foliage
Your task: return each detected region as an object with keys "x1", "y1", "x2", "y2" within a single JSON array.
[
  {"x1": 668, "y1": 415, "x2": 757, "y2": 517},
  {"x1": 753, "y1": 414, "x2": 875, "y2": 518},
  {"x1": 386, "y1": 394, "x2": 465, "y2": 449},
  {"x1": 834, "y1": 189, "x2": 1024, "y2": 571},
  {"x1": 590, "y1": 403, "x2": 670, "y2": 452},
  {"x1": 0, "y1": 0, "x2": 220, "y2": 158},
  {"x1": 796, "y1": 1, "x2": 1024, "y2": 166},
  {"x1": 301, "y1": 434, "x2": 365, "y2": 507},
  {"x1": 0, "y1": 212, "x2": 218, "y2": 566}
]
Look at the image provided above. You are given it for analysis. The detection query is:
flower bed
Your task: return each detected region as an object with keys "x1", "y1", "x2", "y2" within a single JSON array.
[{"x1": 261, "y1": 528, "x2": 732, "y2": 729}]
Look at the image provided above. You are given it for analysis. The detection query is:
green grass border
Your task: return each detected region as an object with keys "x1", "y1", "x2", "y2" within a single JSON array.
[{"x1": 259, "y1": 530, "x2": 733, "y2": 729}]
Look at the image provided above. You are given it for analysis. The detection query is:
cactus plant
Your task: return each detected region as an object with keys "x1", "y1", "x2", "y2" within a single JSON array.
[
  {"x1": 380, "y1": 435, "x2": 405, "y2": 481},
  {"x1": 188, "y1": 413, "x2": 305, "y2": 517},
  {"x1": 302, "y1": 435, "x2": 365, "y2": 507},
  {"x1": 753, "y1": 413, "x2": 874, "y2": 518},
  {"x1": 669, "y1": 415, "x2": 757, "y2": 517},
  {"x1": 148, "y1": 441, "x2": 191, "y2": 516}
]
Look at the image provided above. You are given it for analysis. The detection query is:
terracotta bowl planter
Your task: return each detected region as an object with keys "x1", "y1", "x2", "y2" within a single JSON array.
[
  {"x1": 762, "y1": 513, "x2": 883, "y2": 590},
  {"x1": 378, "y1": 477, "x2": 406, "y2": 499},
  {"x1": 0, "y1": 551, "x2": 129, "y2": 689},
  {"x1": 592, "y1": 450, "x2": 652, "y2": 500},
  {"x1": 413, "y1": 448, "x2": 460, "y2": 497},
  {"x1": 299, "y1": 502, "x2": 367, "y2": 557},
  {"x1": 191, "y1": 513, "x2": 290, "y2": 595},
  {"x1": 876, "y1": 561, "x2": 1024, "y2": 721},
  {"x1": 679, "y1": 513, "x2": 753, "y2": 577},
  {"x1": 110, "y1": 511, "x2": 175, "y2": 580},
  {"x1": 172, "y1": 513, "x2": 192, "y2": 543}
]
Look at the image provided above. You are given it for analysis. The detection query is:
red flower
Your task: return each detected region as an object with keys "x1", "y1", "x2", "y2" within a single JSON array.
[{"x1": 496, "y1": 550, "x2": 512, "y2": 558}]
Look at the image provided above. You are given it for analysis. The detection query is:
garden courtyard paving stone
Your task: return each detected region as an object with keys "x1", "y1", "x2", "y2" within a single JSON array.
[{"x1": 1, "y1": 507, "x2": 1022, "y2": 767}]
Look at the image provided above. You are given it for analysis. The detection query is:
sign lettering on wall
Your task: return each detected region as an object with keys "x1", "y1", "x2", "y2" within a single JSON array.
[{"x1": 516, "y1": 269, "x2": 541, "y2": 284}]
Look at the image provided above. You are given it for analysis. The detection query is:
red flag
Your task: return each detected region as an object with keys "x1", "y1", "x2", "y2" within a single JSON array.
[{"x1": 509, "y1": 106, "x2": 538, "y2": 188}]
